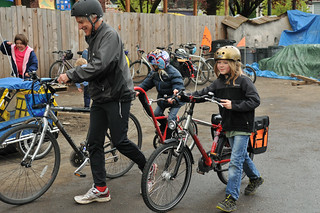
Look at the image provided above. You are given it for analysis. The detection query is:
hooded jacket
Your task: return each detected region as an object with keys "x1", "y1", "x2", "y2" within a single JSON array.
[
  {"x1": 66, "y1": 22, "x2": 135, "y2": 103},
  {"x1": 192, "y1": 74, "x2": 260, "y2": 132},
  {"x1": 138, "y1": 65, "x2": 185, "y2": 109},
  {"x1": 0, "y1": 40, "x2": 38, "y2": 78}
]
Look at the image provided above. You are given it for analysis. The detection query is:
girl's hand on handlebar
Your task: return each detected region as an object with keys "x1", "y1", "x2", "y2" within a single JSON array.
[
  {"x1": 57, "y1": 74, "x2": 69, "y2": 84},
  {"x1": 168, "y1": 89, "x2": 180, "y2": 104},
  {"x1": 220, "y1": 99, "x2": 232, "y2": 109}
]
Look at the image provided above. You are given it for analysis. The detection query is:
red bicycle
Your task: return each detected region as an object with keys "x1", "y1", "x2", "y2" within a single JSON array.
[
  {"x1": 140, "y1": 91, "x2": 254, "y2": 212},
  {"x1": 134, "y1": 86, "x2": 198, "y2": 150}
]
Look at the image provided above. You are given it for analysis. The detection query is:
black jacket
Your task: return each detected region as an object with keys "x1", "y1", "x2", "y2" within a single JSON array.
[
  {"x1": 192, "y1": 74, "x2": 260, "y2": 132},
  {"x1": 66, "y1": 22, "x2": 135, "y2": 103}
]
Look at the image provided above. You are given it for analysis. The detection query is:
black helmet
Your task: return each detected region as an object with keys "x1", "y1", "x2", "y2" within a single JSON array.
[{"x1": 71, "y1": 0, "x2": 104, "y2": 18}]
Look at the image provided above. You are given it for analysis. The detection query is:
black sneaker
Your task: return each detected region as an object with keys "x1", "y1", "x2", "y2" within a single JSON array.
[
  {"x1": 245, "y1": 177, "x2": 264, "y2": 195},
  {"x1": 216, "y1": 195, "x2": 237, "y2": 212}
]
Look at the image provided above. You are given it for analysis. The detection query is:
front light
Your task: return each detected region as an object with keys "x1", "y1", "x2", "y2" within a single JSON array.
[{"x1": 168, "y1": 120, "x2": 177, "y2": 130}]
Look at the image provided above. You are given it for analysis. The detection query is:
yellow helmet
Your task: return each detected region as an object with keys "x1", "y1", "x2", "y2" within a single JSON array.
[{"x1": 214, "y1": 46, "x2": 241, "y2": 62}]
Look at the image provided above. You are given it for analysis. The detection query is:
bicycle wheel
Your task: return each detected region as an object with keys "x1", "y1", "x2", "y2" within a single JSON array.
[
  {"x1": 130, "y1": 60, "x2": 151, "y2": 84},
  {"x1": 16, "y1": 118, "x2": 54, "y2": 159},
  {"x1": 243, "y1": 65, "x2": 257, "y2": 83},
  {"x1": 0, "y1": 124, "x2": 60, "y2": 205},
  {"x1": 206, "y1": 58, "x2": 216, "y2": 83},
  {"x1": 191, "y1": 60, "x2": 209, "y2": 85},
  {"x1": 104, "y1": 113, "x2": 142, "y2": 178},
  {"x1": 141, "y1": 142, "x2": 193, "y2": 212},
  {"x1": 49, "y1": 61, "x2": 69, "y2": 78},
  {"x1": 215, "y1": 137, "x2": 254, "y2": 185}
]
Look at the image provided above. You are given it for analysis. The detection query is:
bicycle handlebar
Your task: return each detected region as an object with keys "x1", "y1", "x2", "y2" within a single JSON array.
[{"x1": 178, "y1": 91, "x2": 223, "y2": 107}]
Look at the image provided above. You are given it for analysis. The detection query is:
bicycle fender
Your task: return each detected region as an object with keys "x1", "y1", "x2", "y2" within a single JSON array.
[{"x1": 164, "y1": 138, "x2": 194, "y2": 164}]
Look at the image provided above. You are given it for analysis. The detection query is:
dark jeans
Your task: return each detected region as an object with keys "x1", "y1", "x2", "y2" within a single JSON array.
[
  {"x1": 87, "y1": 101, "x2": 146, "y2": 187},
  {"x1": 83, "y1": 85, "x2": 90, "y2": 108}
]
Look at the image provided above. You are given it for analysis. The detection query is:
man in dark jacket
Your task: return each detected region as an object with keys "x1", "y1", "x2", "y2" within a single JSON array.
[{"x1": 58, "y1": 0, "x2": 148, "y2": 204}]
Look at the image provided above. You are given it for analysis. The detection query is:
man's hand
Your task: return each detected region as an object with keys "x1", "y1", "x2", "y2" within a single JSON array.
[
  {"x1": 57, "y1": 74, "x2": 69, "y2": 84},
  {"x1": 221, "y1": 99, "x2": 232, "y2": 109}
]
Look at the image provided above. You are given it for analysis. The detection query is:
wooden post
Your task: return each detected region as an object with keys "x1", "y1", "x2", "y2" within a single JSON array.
[
  {"x1": 224, "y1": 0, "x2": 229, "y2": 16},
  {"x1": 15, "y1": 0, "x2": 22, "y2": 6},
  {"x1": 193, "y1": 0, "x2": 197, "y2": 16},
  {"x1": 125, "y1": 0, "x2": 130, "y2": 12},
  {"x1": 163, "y1": 0, "x2": 168, "y2": 13}
]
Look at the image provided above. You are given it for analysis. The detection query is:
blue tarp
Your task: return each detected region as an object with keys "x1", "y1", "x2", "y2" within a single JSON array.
[
  {"x1": 279, "y1": 10, "x2": 320, "y2": 46},
  {"x1": 0, "y1": 77, "x2": 40, "y2": 90},
  {"x1": 250, "y1": 62, "x2": 320, "y2": 81}
]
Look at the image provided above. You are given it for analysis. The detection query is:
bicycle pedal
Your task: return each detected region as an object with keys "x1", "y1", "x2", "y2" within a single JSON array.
[
  {"x1": 196, "y1": 167, "x2": 205, "y2": 175},
  {"x1": 74, "y1": 171, "x2": 86, "y2": 178}
]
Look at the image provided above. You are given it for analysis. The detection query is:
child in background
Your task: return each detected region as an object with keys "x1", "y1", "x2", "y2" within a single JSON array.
[{"x1": 74, "y1": 57, "x2": 90, "y2": 108}]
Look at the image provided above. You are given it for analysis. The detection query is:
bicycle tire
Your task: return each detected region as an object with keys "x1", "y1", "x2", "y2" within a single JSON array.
[
  {"x1": 49, "y1": 61, "x2": 69, "y2": 78},
  {"x1": 130, "y1": 60, "x2": 151, "y2": 84},
  {"x1": 104, "y1": 113, "x2": 142, "y2": 178},
  {"x1": 205, "y1": 58, "x2": 216, "y2": 83},
  {"x1": 191, "y1": 59, "x2": 209, "y2": 85},
  {"x1": 152, "y1": 118, "x2": 198, "y2": 150},
  {"x1": 215, "y1": 137, "x2": 254, "y2": 185},
  {"x1": 243, "y1": 65, "x2": 257, "y2": 83},
  {"x1": 0, "y1": 124, "x2": 60, "y2": 205},
  {"x1": 16, "y1": 117, "x2": 55, "y2": 159},
  {"x1": 141, "y1": 142, "x2": 192, "y2": 212}
]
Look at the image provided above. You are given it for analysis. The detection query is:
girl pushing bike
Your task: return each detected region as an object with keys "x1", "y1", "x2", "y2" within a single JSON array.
[{"x1": 192, "y1": 45, "x2": 263, "y2": 212}]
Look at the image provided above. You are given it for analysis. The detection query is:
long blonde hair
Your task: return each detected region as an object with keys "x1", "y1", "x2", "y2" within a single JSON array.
[{"x1": 214, "y1": 60, "x2": 243, "y2": 85}]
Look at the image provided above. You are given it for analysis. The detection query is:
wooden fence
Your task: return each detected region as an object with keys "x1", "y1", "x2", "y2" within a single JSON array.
[{"x1": 0, "y1": 6, "x2": 226, "y2": 78}]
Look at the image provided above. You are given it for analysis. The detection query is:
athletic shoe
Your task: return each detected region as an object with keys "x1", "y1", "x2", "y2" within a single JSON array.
[
  {"x1": 216, "y1": 194, "x2": 237, "y2": 212},
  {"x1": 74, "y1": 186, "x2": 111, "y2": 204},
  {"x1": 244, "y1": 177, "x2": 264, "y2": 195}
]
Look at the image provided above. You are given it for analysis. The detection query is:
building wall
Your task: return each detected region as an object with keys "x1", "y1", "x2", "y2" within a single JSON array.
[
  {"x1": 313, "y1": 2, "x2": 320, "y2": 14},
  {"x1": 226, "y1": 17, "x2": 292, "y2": 48}
]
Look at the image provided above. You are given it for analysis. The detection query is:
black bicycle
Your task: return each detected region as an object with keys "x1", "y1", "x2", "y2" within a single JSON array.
[{"x1": 0, "y1": 73, "x2": 142, "y2": 205}]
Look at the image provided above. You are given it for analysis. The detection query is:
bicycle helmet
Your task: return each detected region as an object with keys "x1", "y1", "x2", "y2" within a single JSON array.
[
  {"x1": 214, "y1": 46, "x2": 241, "y2": 62},
  {"x1": 147, "y1": 49, "x2": 170, "y2": 69},
  {"x1": 71, "y1": 0, "x2": 104, "y2": 18},
  {"x1": 71, "y1": 0, "x2": 104, "y2": 35},
  {"x1": 175, "y1": 48, "x2": 188, "y2": 59}
]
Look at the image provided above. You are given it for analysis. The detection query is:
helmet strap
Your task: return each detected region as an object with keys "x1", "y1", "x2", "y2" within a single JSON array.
[{"x1": 87, "y1": 16, "x2": 100, "y2": 36}]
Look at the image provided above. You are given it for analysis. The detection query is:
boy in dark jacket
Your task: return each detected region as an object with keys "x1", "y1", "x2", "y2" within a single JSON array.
[{"x1": 138, "y1": 49, "x2": 185, "y2": 138}]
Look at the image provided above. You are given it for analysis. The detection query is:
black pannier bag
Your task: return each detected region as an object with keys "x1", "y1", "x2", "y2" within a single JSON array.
[
  {"x1": 248, "y1": 116, "x2": 269, "y2": 154},
  {"x1": 171, "y1": 57, "x2": 194, "y2": 78}
]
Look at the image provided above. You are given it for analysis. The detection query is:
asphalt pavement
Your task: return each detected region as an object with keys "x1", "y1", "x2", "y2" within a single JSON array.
[{"x1": 1, "y1": 77, "x2": 319, "y2": 213}]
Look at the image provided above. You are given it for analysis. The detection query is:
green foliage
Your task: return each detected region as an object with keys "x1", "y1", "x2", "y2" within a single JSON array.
[
  {"x1": 116, "y1": 0, "x2": 157, "y2": 13},
  {"x1": 262, "y1": 0, "x2": 310, "y2": 16}
]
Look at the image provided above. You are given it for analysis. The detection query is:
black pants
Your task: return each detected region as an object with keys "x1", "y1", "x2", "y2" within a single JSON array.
[{"x1": 87, "y1": 100, "x2": 146, "y2": 187}]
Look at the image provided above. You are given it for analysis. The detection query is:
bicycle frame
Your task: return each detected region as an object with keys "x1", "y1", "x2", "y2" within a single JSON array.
[
  {"x1": 22, "y1": 103, "x2": 89, "y2": 176},
  {"x1": 134, "y1": 86, "x2": 169, "y2": 143},
  {"x1": 178, "y1": 100, "x2": 229, "y2": 170}
]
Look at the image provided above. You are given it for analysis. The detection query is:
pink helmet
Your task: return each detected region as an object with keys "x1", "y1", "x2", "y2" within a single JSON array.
[{"x1": 147, "y1": 49, "x2": 170, "y2": 69}]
